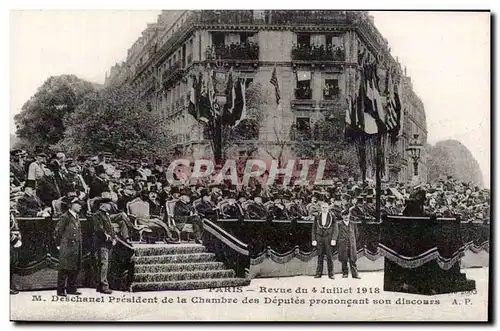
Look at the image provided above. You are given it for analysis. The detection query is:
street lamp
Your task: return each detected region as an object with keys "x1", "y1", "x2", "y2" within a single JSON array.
[{"x1": 406, "y1": 133, "x2": 423, "y2": 177}]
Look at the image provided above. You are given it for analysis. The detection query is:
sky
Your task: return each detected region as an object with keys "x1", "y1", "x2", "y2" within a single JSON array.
[{"x1": 9, "y1": 10, "x2": 491, "y2": 187}]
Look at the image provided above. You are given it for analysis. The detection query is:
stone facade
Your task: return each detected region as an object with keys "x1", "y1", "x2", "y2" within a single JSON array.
[{"x1": 106, "y1": 10, "x2": 428, "y2": 183}]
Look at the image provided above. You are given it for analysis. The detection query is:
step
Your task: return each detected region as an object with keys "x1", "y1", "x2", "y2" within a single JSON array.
[
  {"x1": 134, "y1": 269, "x2": 235, "y2": 282},
  {"x1": 135, "y1": 262, "x2": 226, "y2": 274},
  {"x1": 134, "y1": 244, "x2": 207, "y2": 256},
  {"x1": 130, "y1": 278, "x2": 251, "y2": 292},
  {"x1": 134, "y1": 253, "x2": 216, "y2": 265}
]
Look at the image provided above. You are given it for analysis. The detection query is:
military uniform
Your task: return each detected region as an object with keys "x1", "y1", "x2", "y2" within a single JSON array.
[
  {"x1": 91, "y1": 208, "x2": 117, "y2": 294},
  {"x1": 54, "y1": 208, "x2": 83, "y2": 296}
]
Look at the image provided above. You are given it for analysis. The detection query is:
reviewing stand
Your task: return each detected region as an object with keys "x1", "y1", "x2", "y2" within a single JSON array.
[{"x1": 379, "y1": 214, "x2": 476, "y2": 295}]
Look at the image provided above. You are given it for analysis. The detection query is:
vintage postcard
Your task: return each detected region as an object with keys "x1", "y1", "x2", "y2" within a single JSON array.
[{"x1": 9, "y1": 9, "x2": 490, "y2": 322}]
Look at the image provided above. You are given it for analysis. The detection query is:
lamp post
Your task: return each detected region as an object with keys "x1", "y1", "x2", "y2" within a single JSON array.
[{"x1": 406, "y1": 133, "x2": 424, "y2": 183}]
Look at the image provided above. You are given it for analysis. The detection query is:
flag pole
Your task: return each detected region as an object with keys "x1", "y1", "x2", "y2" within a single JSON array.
[{"x1": 375, "y1": 133, "x2": 383, "y2": 222}]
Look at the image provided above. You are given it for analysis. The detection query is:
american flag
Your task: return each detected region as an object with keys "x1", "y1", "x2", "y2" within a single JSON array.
[
  {"x1": 385, "y1": 69, "x2": 402, "y2": 140},
  {"x1": 270, "y1": 66, "x2": 280, "y2": 105}
]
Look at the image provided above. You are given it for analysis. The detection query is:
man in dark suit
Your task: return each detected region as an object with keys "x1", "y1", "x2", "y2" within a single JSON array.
[
  {"x1": 10, "y1": 207, "x2": 22, "y2": 295},
  {"x1": 312, "y1": 203, "x2": 339, "y2": 279},
  {"x1": 338, "y1": 208, "x2": 361, "y2": 279},
  {"x1": 195, "y1": 189, "x2": 218, "y2": 222},
  {"x1": 91, "y1": 200, "x2": 117, "y2": 294},
  {"x1": 89, "y1": 165, "x2": 109, "y2": 199},
  {"x1": 174, "y1": 194, "x2": 203, "y2": 244},
  {"x1": 54, "y1": 197, "x2": 84, "y2": 296}
]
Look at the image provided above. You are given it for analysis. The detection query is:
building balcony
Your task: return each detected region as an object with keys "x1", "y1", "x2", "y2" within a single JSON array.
[
  {"x1": 294, "y1": 87, "x2": 312, "y2": 100},
  {"x1": 198, "y1": 10, "x2": 254, "y2": 25},
  {"x1": 270, "y1": 10, "x2": 349, "y2": 25},
  {"x1": 292, "y1": 44, "x2": 345, "y2": 62},
  {"x1": 162, "y1": 61, "x2": 184, "y2": 89},
  {"x1": 205, "y1": 42, "x2": 260, "y2": 62}
]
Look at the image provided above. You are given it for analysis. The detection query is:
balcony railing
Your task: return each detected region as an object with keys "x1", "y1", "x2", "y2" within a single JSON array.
[
  {"x1": 292, "y1": 44, "x2": 345, "y2": 62},
  {"x1": 205, "y1": 42, "x2": 259, "y2": 61},
  {"x1": 198, "y1": 10, "x2": 254, "y2": 24},
  {"x1": 270, "y1": 10, "x2": 348, "y2": 25},
  {"x1": 294, "y1": 87, "x2": 312, "y2": 100},
  {"x1": 162, "y1": 61, "x2": 184, "y2": 88}
]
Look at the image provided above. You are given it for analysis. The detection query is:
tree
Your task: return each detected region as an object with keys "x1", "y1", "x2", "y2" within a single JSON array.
[
  {"x1": 291, "y1": 109, "x2": 361, "y2": 180},
  {"x1": 59, "y1": 84, "x2": 172, "y2": 159},
  {"x1": 14, "y1": 75, "x2": 97, "y2": 150},
  {"x1": 426, "y1": 139, "x2": 484, "y2": 187}
]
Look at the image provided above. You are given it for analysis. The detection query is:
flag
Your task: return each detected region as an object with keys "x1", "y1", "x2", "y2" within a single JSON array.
[
  {"x1": 228, "y1": 78, "x2": 246, "y2": 126},
  {"x1": 364, "y1": 63, "x2": 386, "y2": 131},
  {"x1": 270, "y1": 66, "x2": 280, "y2": 105},
  {"x1": 345, "y1": 66, "x2": 379, "y2": 136},
  {"x1": 188, "y1": 75, "x2": 199, "y2": 120},
  {"x1": 225, "y1": 69, "x2": 236, "y2": 114},
  {"x1": 233, "y1": 78, "x2": 247, "y2": 128},
  {"x1": 385, "y1": 70, "x2": 403, "y2": 142}
]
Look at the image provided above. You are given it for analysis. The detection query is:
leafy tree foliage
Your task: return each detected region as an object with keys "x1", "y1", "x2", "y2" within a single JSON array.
[
  {"x1": 14, "y1": 75, "x2": 97, "y2": 149},
  {"x1": 59, "y1": 84, "x2": 172, "y2": 159},
  {"x1": 427, "y1": 139, "x2": 484, "y2": 187},
  {"x1": 291, "y1": 109, "x2": 361, "y2": 180}
]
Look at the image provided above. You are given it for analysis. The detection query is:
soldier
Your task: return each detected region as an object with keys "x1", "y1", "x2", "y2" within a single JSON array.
[
  {"x1": 91, "y1": 199, "x2": 117, "y2": 294},
  {"x1": 54, "y1": 196, "x2": 84, "y2": 296},
  {"x1": 10, "y1": 205, "x2": 22, "y2": 295}
]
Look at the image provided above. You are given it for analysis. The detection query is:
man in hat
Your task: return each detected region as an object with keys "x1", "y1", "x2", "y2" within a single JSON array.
[
  {"x1": 91, "y1": 199, "x2": 117, "y2": 294},
  {"x1": 54, "y1": 196, "x2": 84, "y2": 296},
  {"x1": 382, "y1": 195, "x2": 398, "y2": 216},
  {"x1": 26, "y1": 152, "x2": 47, "y2": 190},
  {"x1": 338, "y1": 208, "x2": 361, "y2": 279},
  {"x1": 89, "y1": 165, "x2": 110, "y2": 199},
  {"x1": 312, "y1": 202, "x2": 338, "y2": 279},
  {"x1": 195, "y1": 189, "x2": 219, "y2": 222},
  {"x1": 174, "y1": 193, "x2": 204, "y2": 244},
  {"x1": 62, "y1": 159, "x2": 89, "y2": 198},
  {"x1": 10, "y1": 149, "x2": 26, "y2": 186}
]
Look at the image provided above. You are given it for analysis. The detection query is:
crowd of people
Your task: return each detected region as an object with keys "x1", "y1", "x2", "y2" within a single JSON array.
[
  {"x1": 9, "y1": 148, "x2": 491, "y2": 295},
  {"x1": 10, "y1": 148, "x2": 491, "y2": 240}
]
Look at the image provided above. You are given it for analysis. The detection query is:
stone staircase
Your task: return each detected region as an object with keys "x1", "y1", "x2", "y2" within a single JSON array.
[{"x1": 130, "y1": 243, "x2": 250, "y2": 292}]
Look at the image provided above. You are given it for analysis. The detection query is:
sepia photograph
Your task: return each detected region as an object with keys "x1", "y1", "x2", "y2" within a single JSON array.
[{"x1": 8, "y1": 7, "x2": 491, "y2": 322}]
